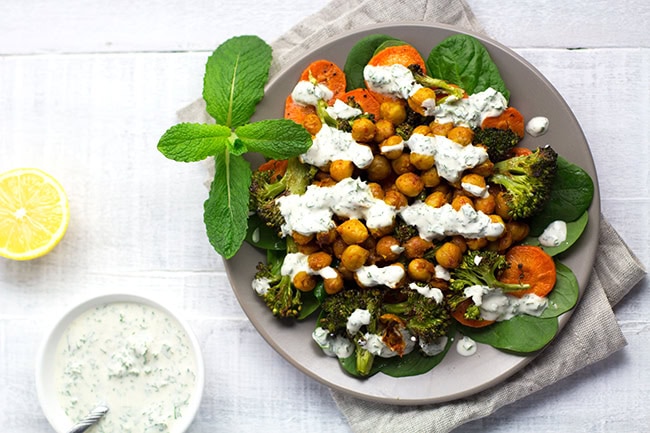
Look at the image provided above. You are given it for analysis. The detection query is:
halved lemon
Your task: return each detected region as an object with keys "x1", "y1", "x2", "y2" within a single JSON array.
[{"x1": 0, "y1": 168, "x2": 70, "y2": 260}]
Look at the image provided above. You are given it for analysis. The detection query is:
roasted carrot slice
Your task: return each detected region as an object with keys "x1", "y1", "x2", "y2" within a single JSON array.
[
  {"x1": 338, "y1": 88, "x2": 381, "y2": 119},
  {"x1": 508, "y1": 146, "x2": 533, "y2": 157},
  {"x1": 367, "y1": 44, "x2": 427, "y2": 73},
  {"x1": 451, "y1": 298, "x2": 495, "y2": 328},
  {"x1": 481, "y1": 107, "x2": 525, "y2": 138},
  {"x1": 299, "y1": 59, "x2": 346, "y2": 102},
  {"x1": 498, "y1": 245, "x2": 557, "y2": 298},
  {"x1": 257, "y1": 159, "x2": 288, "y2": 182},
  {"x1": 284, "y1": 94, "x2": 316, "y2": 125}
]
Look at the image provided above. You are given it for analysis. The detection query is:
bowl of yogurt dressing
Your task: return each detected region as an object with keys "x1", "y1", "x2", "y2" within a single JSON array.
[{"x1": 35, "y1": 293, "x2": 205, "y2": 433}]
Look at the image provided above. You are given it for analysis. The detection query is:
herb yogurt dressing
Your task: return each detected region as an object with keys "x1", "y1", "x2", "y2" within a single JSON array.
[{"x1": 53, "y1": 301, "x2": 198, "y2": 433}]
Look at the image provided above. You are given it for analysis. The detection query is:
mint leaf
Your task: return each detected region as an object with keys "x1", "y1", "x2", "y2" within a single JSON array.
[
  {"x1": 204, "y1": 151, "x2": 252, "y2": 259},
  {"x1": 203, "y1": 35, "x2": 272, "y2": 128},
  {"x1": 157, "y1": 123, "x2": 231, "y2": 162},
  {"x1": 236, "y1": 119, "x2": 312, "y2": 160}
]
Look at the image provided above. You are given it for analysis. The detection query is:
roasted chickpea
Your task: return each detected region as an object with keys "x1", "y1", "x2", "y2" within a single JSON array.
[
  {"x1": 429, "y1": 121, "x2": 453, "y2": 136},
  {"x1": 403, "y1": 236, "x2": 433, "y2": 259},
  {"x1": 329, "y1": 159, "x2": 354, "y2": 181},
  {"x1": 302, "y1": 113, "x2": 322, "y2": 135},
  {"x1": 420, "y1": 167, "x2": 441, "y2": 188},
  {"x1": 308, "y1": 251, "x2": 333, "y2": 271},
  {"x1": 351, "y1": 117, "x2": 376, "y2": 142},
  {"x1": 408, "y1": 258, "x2": 436, "y2": 281},
  {"x1": 395, "y1": 172, "x2": 424, "y2": 198},
  {"x1": 472, "y1": 159, "x2": 494, "y2": 177},
  {"x1": 409, "y1": 152, "x2": 435, "y2": 170},
  {"x1": 332, "y1": 238, "x2": 348, "y2": 259},
  {"x1": 379, "y1": 135, "x2": 404, "y2": 160},
  {"x1": 494, "y1": 190, "x2": 512, "y2": 220},
  {"x1": 366, "y1": 154, "x2": 392, "y2": 181},
  {"x1": 494, "y1": 228, "x2": 514, "y2": 252},
  {"x1": 323, "y1": 272, "x2": 345, "y2": 295},
  {"x1": 341, "y1": 244, "x2": 370, "y2": 271},
  {"x1": 367, "y1": 182, "x2": 385, "y2": 199},
  {"x1": 390, "y1": 153, "x2": 413, "y2": 175},
  {"x1": 383, "y1": 189, "x2": 408, "y2": 209},
  {"x1": 316, "y1": 227, "x2": 338, "y2": 245},
  {"x1": 292, "y1": 231, "x2": 314, "y2": 245},
  {"x1": 507, "y1": 221, "x2": 530, "y2": 242},
  {"x1": 297, "y1": 242, "x2": 320, "y2": 255},
  {"x1": 466, "y1": 237, "x2": 489, "y2": 250},
  {"x1": 447, "y1": 126, "x2": 474, "y2": 145},
  {"x1": 337, "y1": 219, "x2": 369, "y2": 245},
  {"x1": 461, "y1": 173, "x2": 486, "y2": 190},
  {"x1": 451, "y1": 194, "x2": 474, "y2": 211},
  {"x1": 474, "y1": 193, "x2": 496, "y2": 214},
  {"x1": 435, "y1": 241, "x2": 463, "y2": 269},
  {"x1": 424, "y1": 191, "x2": 447, "y2": 208},
  {"x1": 412, "y1": 124, "x2": 432, "y2": 136},
  {"x1": 369, "y1": 224, "x2": 395, "y2": 239},
  {"x1": 374, "y1": 119, "x2": 395, "y2": 143},
  {"x1": 375, "y1": 235, "x2": 402, "y2": 262},
  {"x1": 408, "y1": 87, "x2": 437, "y2": 116},
  {"x1": 293, "y1": 271, "x2": 316, "y2": 292},
  {"x1": 380, "y1": 100, "x2": 407, "y2": 125},
  {"x1": 449, "y1": 235, "x2": 468, "y2": 254}
]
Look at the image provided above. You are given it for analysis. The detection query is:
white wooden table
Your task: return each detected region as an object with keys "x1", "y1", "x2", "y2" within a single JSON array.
[{"x1": 1, "y1": 1, "x2": 648, "y2": 431}]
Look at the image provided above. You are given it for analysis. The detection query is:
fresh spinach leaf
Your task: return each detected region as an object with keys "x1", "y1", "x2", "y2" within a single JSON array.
[
  {"x1": 343, "y1": 34, "x2": 400, "y2": 91},
  {"x1": 539, "y1": 261, "x2": 579, "y2": 318},
  {"x1": 245, "y1": 213, "x2": 286, "y2": 251},
  {"x1": 529, "y1": 157, "x2": 594, "y2": 236},
  {"x1": 525, "y1": 211, "x2": 589, "y2": 256},
  {"x1": 372, "y1": 38, "x2": 408, "y2": 56},
  {"x1": 427, "y1": 34, "x2": 510, "y2": 100},
  {"x1": 459, "y1": 315, "x2": 558, "y2": 353},
  {"x1": 298, "y1": 281, "x2": 326, "y2": 320},
  {"x1": 204, "y1": 151, "x2": 252, "y2": 259},
  {"x1": 203, "y1": 35, "x2": 272, "y2": 128}
]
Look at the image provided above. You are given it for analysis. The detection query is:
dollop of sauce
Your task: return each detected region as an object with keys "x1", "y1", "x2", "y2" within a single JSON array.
[
  {"x1": 300, "y1": 125, "x2": 374, "y2": 169},
  {"x1": 419, "y1": 336, "x2": 448, "y2": 356},
  {"x1": 363, "y1": 64, "x2": 421, "y2": 99},
  {"x1": 291, "y1": 80, "x2": 333, "y2": 107},
  {"x1": 434, "y1": 88, "x2": 508, "y2": 129},
  {"x1": 408, "y1": 282, "x2": 444, "y2": 303},
  {"x1": 456, "y1": 336, "x2": 477, "y2": 356},
  {"x1": 538, "y1": 220, "x2": 567, "y2": 247},
  {"x1": 312, "y1": 327, "x2": 354, "y2": 359},
  {"x1": 325, "y1": 99, "x2": 362, "y2": 120},
  {"x1": 53, "y1": 301, "x2": 198, "y2": 433},
  {"x1": 464, "y1": 285, "x2": 548, "y2": 321},
  {"x1": 525, "y1": 116, "x2": 550, "y2": 137}
]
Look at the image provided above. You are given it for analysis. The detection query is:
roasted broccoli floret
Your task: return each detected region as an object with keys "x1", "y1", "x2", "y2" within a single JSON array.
[
  {"x1": 392, "y1": 217, "x2": 418, "y2": 243},
  {"x1": 318, "y1": 287, "x2": 385, "y2": 376},
  {"x1": 472, "y1": 127, "x2": 521, "y2": 162},
  {"x1": 489, "y1": 145, "x2": 558, "y2": 220},
  {"x1": 381, "y1": 287, "x2": 450, "y2": 345},
  {"x1": 449, "y1": 250, "x2": 529, "y2": 294},
  {"x1": 249, "y1": 157, "x2": 316, "y2": 234},
  {"x1": 253, "y1": 240, "x2": 302, "y2": 319},
  {"x1": 408, "y1": 64, "x2": 466, "y2": 101}
]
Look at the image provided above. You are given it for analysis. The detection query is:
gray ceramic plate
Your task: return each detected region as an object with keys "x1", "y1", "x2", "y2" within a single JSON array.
[{"x1": 224, "y1": 22, "x2": 600, "y2": 405}]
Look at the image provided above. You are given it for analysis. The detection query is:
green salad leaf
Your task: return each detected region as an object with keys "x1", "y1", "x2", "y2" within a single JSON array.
[
  {"x1": 525, "y1": 211, "x2": 589, "y2": 256},
  {"x1": 427, "y1": 34, "x2": 510, "y2": 100},
  {"x1": 343, "y1": 34, "x2": 401, "y2": 90},
  {"x1": 539, "y1": 262, "x2": 579, "y2": 319}
]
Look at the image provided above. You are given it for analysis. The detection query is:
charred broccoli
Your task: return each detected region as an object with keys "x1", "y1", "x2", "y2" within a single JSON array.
[
  {"x1": 408, "y1": 64, "x2": 466, "y2": 101},
  {"x1": 489, "y1": 145, "x2": 558, "y2": 220},
  {"x1": 249, "y1": 157, "x2": 316, "y2": 234},
  {"x1": 318, "y1": 287, "x2": 385, "y2": 376},
  {"x1": 392, "y1": 217, "x2": 418, "y2": 244},
  {"x1": 381, "y1": 287, "x2": 450, "y2": 345},
  {"x1": 449, "y1": 250, "x2": 529, "y2": 294},
  {"x1": 472, "y1": 127, "x2": 521, "y2": 162},
  {"x1": 252, "y1": 240, "x2": 302, "y2": 319}
]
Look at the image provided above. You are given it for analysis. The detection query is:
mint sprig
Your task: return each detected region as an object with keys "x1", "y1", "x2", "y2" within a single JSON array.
[{"x1": 157, "y1": 35, "x2": 312, "y2": 259}]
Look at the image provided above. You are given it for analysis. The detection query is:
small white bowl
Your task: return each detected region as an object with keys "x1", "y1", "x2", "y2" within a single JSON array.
[{"x1": 35, "y1": 293, "x2": 205, "y2": 433}]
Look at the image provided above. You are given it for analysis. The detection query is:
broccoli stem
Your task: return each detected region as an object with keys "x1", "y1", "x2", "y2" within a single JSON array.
[{"x1": 355, "y1": 342, "x2": 374, "y2": 376}]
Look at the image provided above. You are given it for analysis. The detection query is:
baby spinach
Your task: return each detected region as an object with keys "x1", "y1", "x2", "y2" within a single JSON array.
[
  {"x1": 245, "y1": 214, "x2": 286, "y2": 251},
  {"x1": 157, "y1": 35, "x2": 312, "y2": 259},
  {"x1": 460, "y1": 315, "x2": 558, "y2": 354},
  {"x1": 427, "y1": 34, "x2": 510, "y2": 100},
  {"x1": 529, "y1": 157, "x2": 595, "y2": 236},
  {"x1": 539, "y1": 261, "x2": 579, "y2": 319},
  {"x1": 343, "y1": 34, "x2": 402, "y2": 91},
  {"x1": 525, "y1": 211, "x2": 589, "y2": 256}
]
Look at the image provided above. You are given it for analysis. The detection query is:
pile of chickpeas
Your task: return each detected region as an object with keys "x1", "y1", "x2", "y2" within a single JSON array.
[{"x1": 289, "y1": 96, "x2": 530, "y2": 297}]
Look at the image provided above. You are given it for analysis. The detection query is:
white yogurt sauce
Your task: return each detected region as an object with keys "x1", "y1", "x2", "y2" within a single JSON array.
[
  {"x1": 526, "y1": 116, "x2": 550, "y2": 137},
  {"x1": 435, "y1": 265, "x2": 451, "y2": 281},
  {"x1": 538, "y1": 220, "x2": 567, "y2": 247},
  {"x1": 53, "y1": 302, "x2": 198, "y2": 433},
  {"x1": 399, "y1": 202, "x2": 504, "y2": 242},
  {"x1": 325, "y1": 99, "x2": 362, "y2": 120},
  {"x1": 406, "y1": 133, "x2": 489, "y2": 183},
  {"x1": 464, "y1": 285, "x2": 549, "y2": 321},
  {"x1": 456, "y1": 335, "x2": 477, "y2": 356},
  {"x1": 300, "y1": 124, "x2": 374, "y2": 169},
  {"x1": 355, "y1": 264, "x2": 405, "y2": 289},
  {"x1": 363, "y1": 64, "x2": 421, "y2": 100},
  {"x1": 312, "y1": 327, "x2": 355, "y2": 359},
  {"x1": 419, "y1": 336, "x2": 448, "y2": 356},
  {"x1": 433, "y1": 87, "x2": 508, "y2": 128},
  {"x1": 461, "y1": 182, "x2": 489, "y2": 198},
  {"x1": 280, "y1": 252, "x2": 337, "y2": 280},
  {"x1": 408, "y1": 282, "x2": 444, "y2": 303},
  {"x1": 363, "y1": 330, "x2": 416, "y2": 358},
  {"x1": 291, "y1": 80, "x2": 333, "y2": 107},
  {"x1": 346, "y1": 308, "x2": 372, "y2": 334}
]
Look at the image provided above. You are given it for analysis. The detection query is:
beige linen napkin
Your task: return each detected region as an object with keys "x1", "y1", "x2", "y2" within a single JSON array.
[{"x1": 178, "y1": 1, "x2": 646, "y2": 431}]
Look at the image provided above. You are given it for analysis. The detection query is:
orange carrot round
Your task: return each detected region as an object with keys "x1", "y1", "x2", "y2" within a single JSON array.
[
  {"x1": 284, "y1": 94, "x2": 316, "y2": 125},
  {"x1": 299, "y1": 59, "x2": 346, "y2": 102},
  {"x1": 451, "y1": 298, "x2": 495, "y2": 328},
  {"x1": 367, "y1": 44, "x2": 427, "y2": 73},
  {"x1": 257, "y1": 159, "x2": 288, "y2": 182},
  {"x1": 508, "y1": 146, "x2": 533, "y2": 157},
  {"x1": 498, "y1": 245, "x2": 556, "y2": 298},
  {"x1": 481, "y1": 107, "x2": 525, "y2": 138},
  {"x1": 338, "y1": 88, "x2": 381, "y2": 119}
]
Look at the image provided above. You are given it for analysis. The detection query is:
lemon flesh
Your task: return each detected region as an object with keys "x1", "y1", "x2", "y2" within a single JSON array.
[{"x1": 0, "y1": 168, "x2": 70, "y2": 260}]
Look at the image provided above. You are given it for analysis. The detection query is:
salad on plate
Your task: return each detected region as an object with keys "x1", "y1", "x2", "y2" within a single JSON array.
[{"x1": 157, "y1": 32, "x2": 594, "y2": 379}]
